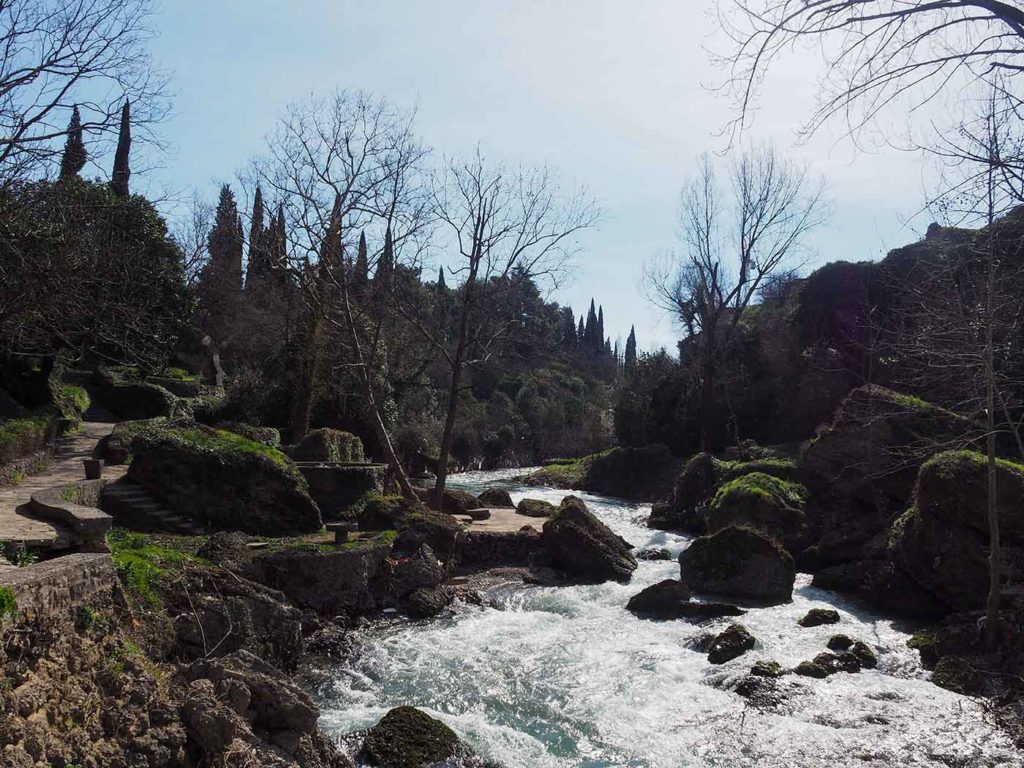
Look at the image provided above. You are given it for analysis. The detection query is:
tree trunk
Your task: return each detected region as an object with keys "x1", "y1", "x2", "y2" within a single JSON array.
[
  {"x1": 433, "y1": 360, "x2": 463, "y2": 512},
  {"x1": 290, "y1": 316, "x2": 322, "y2": 441},
  {"x1": 699, "y1": 356, "x2": 716, "y2": 453}
]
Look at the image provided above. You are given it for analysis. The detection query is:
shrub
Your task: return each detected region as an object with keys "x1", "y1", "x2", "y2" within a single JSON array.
[{"x1": 0, "y1": 415, "x2": 54, "y2": 464}]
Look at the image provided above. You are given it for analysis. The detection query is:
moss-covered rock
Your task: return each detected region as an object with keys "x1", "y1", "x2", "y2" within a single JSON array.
[
  {"x1": 125, "y1": 422, "x2": 321, "y2": 535},
  {"x1": 395, "y1": 508, "x2": 463, "y2": 564},
  {"x1": 895, "y1": 450, "x2": 1024, "y2": 612},
  {"x1": 827, "y1": 634, "x2": 854, "y2": 651},
  {"x1": 541, "y1": 495, "x2": 637, "y2": 582},
  {"x1": 525, "y1": 444, "x2": 679, "y2": 501},
  {"x1": 750, "y1": 660, "x2": 784, "y2": 678},
  {"x1": 930, "y1": 655, "x2": 983, "y2": 695},
  {"x1": 289, "y1": 427, "x2": 364, "y2": 463},
  {"x1": 516, "y1": 498, "x2": 557, "y2": 518},
  {"x1": 625, "y1": 579, "x2": 692, "y2": 619},
  {"x1": 478, "y1": 488, "x2": 514, "y2": 508},
  {"x1": 359, "y1": 706, "x2": 465, "y2": 768},
  {"x1": 93, "y1": 368, "x2": 181, "y2": 420},
  {"x1": 850, "y1": 641, "x2": 878, "y2": 668},
  {"x1": 678, "y1": 526, "x2": 795, "y2": 603},
  {"x1": 359, "y1": 494, "x2": 425, "y2": 530},
  {"x1": 813, "y1": 651, "x2": 862, "y2": 675},
  {"x1": 707, "y1": 623, "x2": 756, "y2": 664},
  {"x1": 706, "y1": 471, "x2": 807, "y2": 548},
  {"x1": 794, "y1": 660, "x2": 829, "y2": 678},
  {"x1": 798, "y1": 608, "x2": 840, "y2": 627},
  {"x1": 414, "y1": 486, "x2": 482, "y2": 514},
  {"x1": 0, "y1": 414, "x2": 55, "y2": 465},
  {"x1": 214, "y1": 421, "x2": 281, "y2": 448}
]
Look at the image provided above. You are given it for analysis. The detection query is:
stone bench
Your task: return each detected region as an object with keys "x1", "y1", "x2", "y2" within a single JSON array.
[
  {"x1": 325, "y1": 520, "x2": 358, "y2": 544},
  {"x1": 28, "y1": 479, "x2": 112, "y2": 552}
]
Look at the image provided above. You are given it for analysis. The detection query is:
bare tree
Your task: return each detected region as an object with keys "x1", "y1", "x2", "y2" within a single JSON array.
[
  {"x1": 0, "y1": 0, "x2": 168, "y2": 184},
  {"x1": 250, "y1": 90, "x2": 431, "y2": 499},
  {"x1": 397, "y1": 149, "x2": 599, "y2": 507},
  {"x1": 720, "y1": 0, "x2": 1024, "y2": 137},
  {"x1": 648, "y1": 146, "x2": 826, "y2": 451},
  {"x1": 171, "y1": 191, "x2": 214, "y2": 288}
]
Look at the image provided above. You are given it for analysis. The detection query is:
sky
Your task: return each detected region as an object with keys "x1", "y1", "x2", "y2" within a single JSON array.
[{"x1": 140, "y1": 0, "x2": 943, "y2": 353}]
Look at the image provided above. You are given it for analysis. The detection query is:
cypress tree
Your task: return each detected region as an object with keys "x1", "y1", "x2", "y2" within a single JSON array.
[
  {"x1": 375, "y1": 226, "x2": 394, "y2": 290},
  {"x1": 584, "y1": 299, "x2": 598, "y2": 351},
  {"x1": 206, "y1": 185, "x2": 243, "y2": 293},
  {"x1": 59, "y1": 105, "x2": 87, "y2": 179},
  {"x1": 577, "y1": 315, "x2": 585, "y2": 343},
  {"x1": 320, "y1": 194, "x2": 343, "y2": 273},
  {"x1": 245, "y1": 185, "x2": 266, "y2": 287},
  {"x1": 353, "y1": 231, "x2": 370, "y2": 294},
  {"x1": 597, "y1": 306, "x2": 605, "y2": 353},
  {"x1": 111, "y1": 100, "x2": 131, "y2": 197},
  {"x1": 437, "y1": 265, "x2": 447, "y2": 290},
  {"x1": 266, "y1": 204, "x2": 287, "y2": 270},
  {"x1": 624, "y1": 325, "x2": 638, "y2": 373}
]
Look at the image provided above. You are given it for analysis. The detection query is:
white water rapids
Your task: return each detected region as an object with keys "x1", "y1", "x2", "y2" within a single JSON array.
[{"x1": 311, "y1": 468, "x2": 1023, "y2": 767}]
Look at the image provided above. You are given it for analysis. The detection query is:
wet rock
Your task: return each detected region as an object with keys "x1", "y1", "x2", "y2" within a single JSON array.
[
  {"x1": 678, "y1": 526, "x2": 795, "y2": 603},
  {"x1": 541, "y1": 496, "x2": 637, "y2": 583},
  {"x1": 685, "y1": 633, "x2": 716, "y2": 653},
  {"x1": 750, "y1": 660, "x2": 784, "y2": 678},
  {"x1": 812, "y1": 651, "x2": 862, "y2": 675},
  {"x1": 625, "y1": 579, "x2": 691, "y2": 619},
  {"x1": 635, "y1": 547, "x2": 672, "y2": 561},
  {"x1": 517, "y1": 498, "x2": 557, "y2": 518},
  {"x1": 794, "y1": 660, "x2": 829, "y2": 679},
  {"x1": 798, "y1": 608, "x2": 840, "y2": 627},
  {"x1": 398, "y1": 586, "x2": 453, "y2": 620},
  {"x1": 734, "y1": 675, "x2": 788, "y2": 708},
  {"x1": 707, "y1": 624, "x2": 756, "y2": 664},
  {"x1": 850, "y1": 641, "x2": 878, "y2": 669},
  {"x1": 385, "y1": 544, "x2": 445, "y2": 599},
  {"x1": 478, "y1": 488, "x2": 514, "y2": 508},
  {"x1": 359, "y1": 706, "x2": 466, "y2": 768},
  {"x1": 677, "y1": 602, "x2": 746, "y2": 622},
  {"x1": 827, "y1": 634, "x2": 854, "y2": 651},
  {"x1": 930, "y1": 655, "x2": 983, "y2": 695}
]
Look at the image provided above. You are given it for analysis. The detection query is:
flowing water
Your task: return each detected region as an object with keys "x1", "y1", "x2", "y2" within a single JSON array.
[{"x1": 312, "y1": 469, "x2": 1023, "y2": 767}]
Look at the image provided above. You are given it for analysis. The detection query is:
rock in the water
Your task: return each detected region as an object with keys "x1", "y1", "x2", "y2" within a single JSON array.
[
  {"x1": 359, "y1": 706, "x2": 466, "y2": 768},
  {"x1": 827, "y1": 634, "x2": 854, "y2": 651},
  {"x1": 850, "y1": 641, "x2": 878, "y2": 669},
  {"x1": 625, "y1": 579, "x2": 691, "y2": 619},
  {"x1": 395, "y1": 508, "x2": 463, "y2": 564},
  {"x1": 678, "y1": 526, "x2": 795, "y2": 603},
  {"x1": 677, "y1": 602, "x2": 745, "y2": 621},
  {"x1": 812, "y1": 651, "x2": 862, "y2": 675},
  {"x1": 750, "y1": 660, "x2": 784, "y2": 678},
  {"x1": 636, "y1": 547, "x2": 672, "y2": 561},
  {"x1": 517, "y1": 498, "x2": 557, "y2": 518},
  {"x1": 707, "y1": 623, "x2": 756, "y2": 664},
  {"x1": 478, "y1": 488, "x2": 514, "y2": 508},
  {"x1": 930, "y1": 655, "x2": 983, "y2": 694},
  {"x1": 399, "y1": 585, "x2": 453, "y2": 619},
  {"x1": 540, "y1": 496, "x2": 637, "y2": 582},
  {"x1": 798, "y1": 608, "x2": 840, "y2": 627},
  {"x1": 706, "y1": 472, "x2": 807, "y2": 550},
  {"x1": 794, "y1": 660, "x2": 829, "y2": 678}
]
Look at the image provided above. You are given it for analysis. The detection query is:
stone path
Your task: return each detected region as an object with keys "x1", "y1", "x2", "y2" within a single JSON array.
[{"x1": 0, "y1": 407, "x2": 125, "y2": 550}]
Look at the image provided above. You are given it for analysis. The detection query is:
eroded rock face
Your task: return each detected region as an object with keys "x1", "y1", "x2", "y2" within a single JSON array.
[
  {"x1": 625, "y1": 579, "x2": 691, "y2": 619},
  {"x1": 678, "y1": 526, "x2": 795, "y2": 603},
  {"x1": 540, "y1": 496, "x2": 637, "y2": 582}
]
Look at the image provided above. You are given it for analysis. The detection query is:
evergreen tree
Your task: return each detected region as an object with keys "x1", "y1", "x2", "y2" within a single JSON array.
[
  {"x1": 245, "y1": 185, "x2": 266, "y2": 287},
  {"x1": 111, "y1": 100, "x2": 131, "y2": 197},
  {"x1": 624, "y1": 325, "x2": 638, "y2": 373},
  {"x1": 267, "y1": 204, "x2": 287, "y2": 268},
  {"x1": 577, "y1": 315, "x2": 585, "y2": 343},
  {"x1": 205, "y1": 185, "x2": 244, "y2": 293},
  {"x1": 353, "y1": 231, "x2": 370, "y2": 294},
  {"x1": 437, "y1": 265, "x2": 447, "y2": 290},
  {"x1": 597, "y1": 305, "x2": 605, "y2": 353},
  {"x1": 59, "y1": 106, "x2": 86, "y2": 179},
  {"x1": 560, "y1": 306, "x2": 577, "y2": 349},
  {"x1": 374, "y1": 225, "x2": 395, "y2": 291},
  {"x1": 584, "y1": 299, "x2": 598, "y2": 351}
]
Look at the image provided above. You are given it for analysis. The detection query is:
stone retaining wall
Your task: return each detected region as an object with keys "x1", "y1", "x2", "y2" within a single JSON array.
[
  {"x1": 0, "y1": 553, "x2": 121, "y2": 619},
  {"x1": 457, "y1": 529, "x2": 542, "y2": 568},
  {"x1": 0, "y1": 448, "x2": 52, "y2": 487}
]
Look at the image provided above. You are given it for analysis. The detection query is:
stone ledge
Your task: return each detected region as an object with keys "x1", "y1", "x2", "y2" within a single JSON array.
[
  {"x1": 0, "y1": 552, "x2": 120, "y2": 618},
  {"x1": 0, "y1": 448, "x2": 53, "y2": 487},
  {"x1": 28, "y1": 479, "x2": 112, "y2": 550}
]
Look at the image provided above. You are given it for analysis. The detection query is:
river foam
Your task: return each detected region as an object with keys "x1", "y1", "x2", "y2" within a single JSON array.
[{"x1": 311, "y1": 469, "x2": 1023, "y2": 767}]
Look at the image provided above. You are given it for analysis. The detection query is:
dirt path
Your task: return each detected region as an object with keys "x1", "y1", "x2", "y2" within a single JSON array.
[
  {"x1": 460, "y1": 506, "x2": 544, "y2": 533},
  {"x1": 0, "y1": 408, "x2": 125, "y2": 550}
]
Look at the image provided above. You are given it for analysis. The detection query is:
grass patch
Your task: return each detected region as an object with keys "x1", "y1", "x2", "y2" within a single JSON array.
[
  {"x1": 0, "y1": 586, "x2": 17, "y2": 618},
  {"x1": 711, "y1": 472, "x2": 806, "y2": 511},
  {"x1": 107, "y1": 528, "x2": 206, "y2": 607}
]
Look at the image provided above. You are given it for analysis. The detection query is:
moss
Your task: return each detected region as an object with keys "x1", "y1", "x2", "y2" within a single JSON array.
[
  {"x1": 290, "y1": 428, "x2": 365, "y2": 463},
  {"x1": 360, "y1": 706, "x2": 462, "y2": 768},
  {"x1": 119, "y1": 420, "x2": 294, "y2": 473},
  {"x1": 750, "y1": 660, "x2": 783, "y2": 678},
  {"x1": 0, "y1": 586, "x2": 17, "y2": 618},
  {"x1": 794, "y1": 660, "x2": 829, "y2": 678},
  {"x1": 107, "y1": 528, "x2": 206, "y2": 608},
  {"x1": 798, "y1": 608, "x2": 840, "y2": 627},
  {"x1": 931, "y1": 655, "x2": 982, "y2": 694},
  {"x1": 711, "y1": 472, "x2": 806, "y2": 513},
  {"x1": 523, "y1": 452, "x2": 605, "y2": 488}
]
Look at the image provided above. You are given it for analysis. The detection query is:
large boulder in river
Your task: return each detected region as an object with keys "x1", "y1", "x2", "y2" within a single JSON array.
[
  {"x1": 359, "y1": 706, "x2": 471, "y2": 768},
  {"x1": 705, "y1": 472, "x2": 807, "y2": 550},
  {"x1": 478, "y1": 488, "x2": 514, "y2": 507},
  {"x1": 395, "y1": 508, "x2": 463, "y2": 564},
  {"x1": 126, "y1": 422, "x2": 321, "y2": 535},
  {"x1": 707, "y1": 623, "x2": 756, "y2": 664},
  {"x1": 679, "y1": 526, "x2": 795, "y2": 603},
  {"x1": 517, "y1": 498, "x2": 557, "y2": 518},
  {"x1": 626, "y1": 579, "x2": 691, "y2": 619},
  {"x1": 895, "y1": 450, "x2": 1024, "y2": 612},
  {"x1": 541, "y1": 495, "x2": 637, "y2": 582}
]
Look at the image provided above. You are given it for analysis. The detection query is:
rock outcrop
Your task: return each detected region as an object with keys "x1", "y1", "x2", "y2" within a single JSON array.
[
  {"x1": 540, "y1": 496, "x2": 637, "y2": 582},
  {"x1": 705, "y1": 472, "x2": 807, "y2": 551},
  {"x1": 288, "y1": 428, "x2": 365, "y2": 463},
  {"x1": 679, "y1": 526, "x2": 795, "y2": 603},
  {"x1": 625, "y1": 579, "x2": 691, "y2": 619},
  {"x1": 358, "y1": 706, "x2": 471, "y2": 768},
  {"x1": 707, "y1": 623, "x2": 756, "y2": 664},
  {"x1": 516, "y1": 498, "x2": 557, "y2": 518},
  {"x1": 478, "y1": 488, "x2": 514, "y2": 507}
]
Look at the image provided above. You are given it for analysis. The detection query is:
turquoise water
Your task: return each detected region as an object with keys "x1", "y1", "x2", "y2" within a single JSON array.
[{"x1": 312, "y1": 469, "x2": 1023, "y2": 767}]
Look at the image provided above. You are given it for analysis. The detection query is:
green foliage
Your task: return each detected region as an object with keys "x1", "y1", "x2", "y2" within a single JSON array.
[
  {"x1": 0, "y1": 586, "x2": 17, "y2": 618},
  {"x1": 0, "y1": 415, "x2": 52, "y2": 464},
  {"x1": 117, "y1": 420, "x2": 293, "y2": 472},
  {"x1": 49, "y1": 380, "x2": 90, "y2": 429},
  {"x1": 710, "y1": 472, "x2": 806, "y2": 512},
  {"x1": 107, "y1": 528, "x2": 203, "y2": 607},
  {"x1": 12, "y1": 549, "x2": 37, "y2": 567},
  {"x1": 74, "y1": 604, "x2": 99, "y2": 631}
]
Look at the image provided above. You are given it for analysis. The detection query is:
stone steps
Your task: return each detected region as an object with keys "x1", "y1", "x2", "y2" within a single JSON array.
[{"x1": 101, "y1": 481, "x2": 204, "y2": 535}]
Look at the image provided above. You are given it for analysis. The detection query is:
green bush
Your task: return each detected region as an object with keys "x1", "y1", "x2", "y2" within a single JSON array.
[
  {"x1": 0, "y1": 586, "x2": 17, "y2": 618},
  {"x1": 0, "y1": 415, "x2": 53, "y2": 464}
]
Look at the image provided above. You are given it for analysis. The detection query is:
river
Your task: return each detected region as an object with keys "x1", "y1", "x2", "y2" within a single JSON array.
[{"x1": 310, "y1": 468, "x2": 1023, "y2": 767}]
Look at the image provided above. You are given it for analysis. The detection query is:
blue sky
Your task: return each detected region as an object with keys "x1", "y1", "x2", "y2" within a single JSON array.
[{"x1": 140, "y1": 0, "x2": 938, "y2": 352}]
